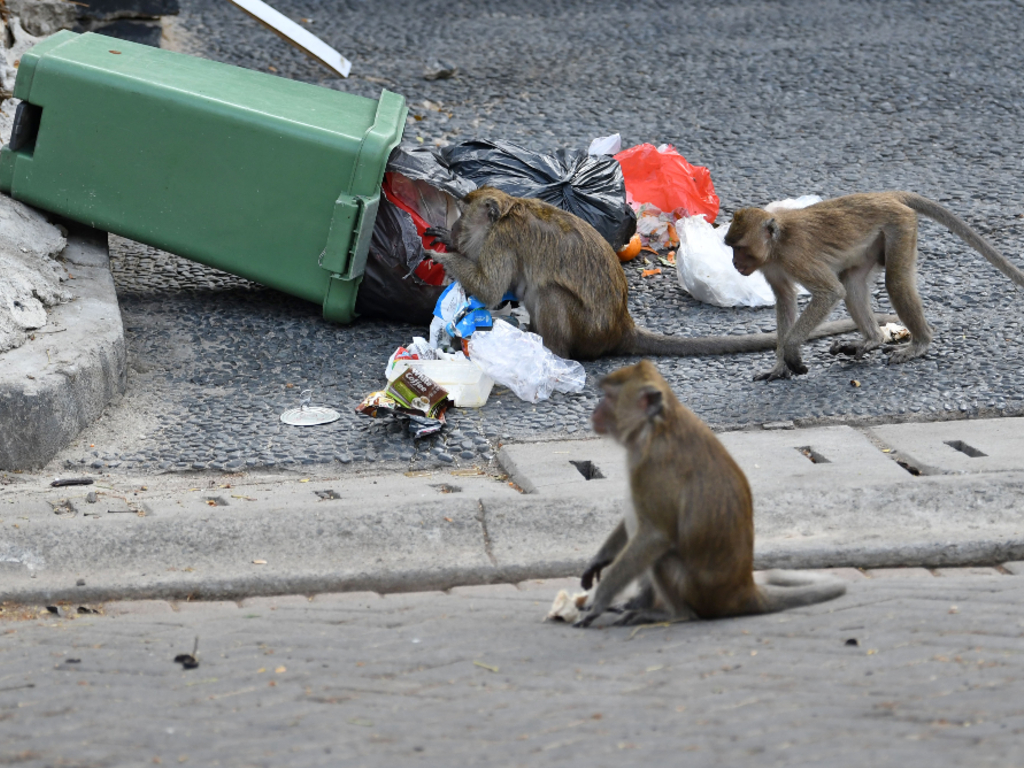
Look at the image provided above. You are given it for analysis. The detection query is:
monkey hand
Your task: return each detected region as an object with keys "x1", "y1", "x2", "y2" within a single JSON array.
[
  {"x1": 424, "y1": 226, "x2": 455, "y2": 251},
  {"x1": 580, "y1": 559, "x2": 610, "y2": 590},
  {"x1": 572, "y1": 610, "x2": 599, "y2": 629}
]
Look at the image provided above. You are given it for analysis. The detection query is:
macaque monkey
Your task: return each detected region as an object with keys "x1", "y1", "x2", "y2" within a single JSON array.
[
  {"x1": 425, "y1": 187, "x2": 892, "y2": 361},
  {"x1": 574, "y1": 360, "x2": 846, "y2": 628},
  {"x1": 725, "y1": 191, "x2": 1024, "y2": 381}
]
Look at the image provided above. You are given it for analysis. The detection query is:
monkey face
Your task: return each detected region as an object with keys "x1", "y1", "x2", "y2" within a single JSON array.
[
  {"x1": 725, "y1": 209, "x2": 773, "y2": 276},
  {"x1": 730, "y1": 245, "x2": 761, "y2": 276},
  {"x1": 591, "y1": 385, "x2": 618, "y2": 437}
]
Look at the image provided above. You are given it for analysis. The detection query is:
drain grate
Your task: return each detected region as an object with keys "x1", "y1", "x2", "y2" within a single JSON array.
[
  {"x1": 570, "y1": 460, "x2": 605, "y2": 480},
  {"x1": 795, "y1": 446, "x2": 831, "y2": 464},
  {"x1": 944, "y1": 440, "x2": 987, "y2": 458}
]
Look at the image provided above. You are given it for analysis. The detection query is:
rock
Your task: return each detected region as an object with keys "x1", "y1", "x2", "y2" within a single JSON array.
[
  {"x1": 0, "y1": 194, "x2": 70, "y2": 354},
  {"x1": 5, "y1": 0, "x2": 77, "y2": 37}
]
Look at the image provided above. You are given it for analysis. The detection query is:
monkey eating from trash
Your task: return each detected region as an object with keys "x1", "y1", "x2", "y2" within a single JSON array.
[
  {"x1": 725, "y1": 191, "x2": 1024, "y2": 381},
  {"x1": 573, "y1": 360, "x2": 846, "y2": 628},
  {"x1": 425, "y1": 187, "x2": 893, "y2": 361}
]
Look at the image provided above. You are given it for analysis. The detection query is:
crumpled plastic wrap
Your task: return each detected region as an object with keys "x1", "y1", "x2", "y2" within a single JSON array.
[
  {"x1": 674, "y1": 215, "x2": 776, "y2": 308},
  {"x1": 467, "y1": 320, "x2": 586, "y2": 403}
]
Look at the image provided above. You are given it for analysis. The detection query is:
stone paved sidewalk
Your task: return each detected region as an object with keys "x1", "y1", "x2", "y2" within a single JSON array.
[{"x1": 3, "y1": 567, "x2": 1024, "y2": 767}]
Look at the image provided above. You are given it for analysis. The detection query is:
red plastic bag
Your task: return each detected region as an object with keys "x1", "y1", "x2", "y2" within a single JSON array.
[
  {"x1": 381, "y1": 174, "x2": 448, "y2": 285},
  {"x1": 614, "y1": 144, "x2": 720, "y2": 223}
]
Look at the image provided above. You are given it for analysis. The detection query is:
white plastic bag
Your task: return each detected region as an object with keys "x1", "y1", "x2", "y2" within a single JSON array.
[
  {"x1": 765, "y1": 194, "x2": 822, "y2": 213},
  {"x1": 588, "y1": 133, "x2": 622, "y2": 156},
  {"x1": 675, "y1": 194, "x2": 822, "y2": 308},
  {"x1": 674, "y1": 215, "x2": 776, "y2": 307},
  {"x1": 467, "y1": 321, "x2": 586, "y2": 403}
]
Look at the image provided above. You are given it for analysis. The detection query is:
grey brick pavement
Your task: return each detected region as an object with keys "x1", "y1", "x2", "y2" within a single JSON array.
[{"x1": 3, "y1": 569, "x2": 1024, "y2": 767}]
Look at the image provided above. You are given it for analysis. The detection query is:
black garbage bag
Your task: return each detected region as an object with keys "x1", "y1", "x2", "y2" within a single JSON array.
[
  {"x1": 439, "y1": 139, "x2": 636, "y2": 251},
  {"x1": 355, "y1": 197, "x2": 444, "y2": 326},
  {"x1": 386, "y1": 145, "x2": 476, "y2": 201}
]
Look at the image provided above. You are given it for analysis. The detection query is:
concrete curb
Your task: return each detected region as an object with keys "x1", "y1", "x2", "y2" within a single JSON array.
[
  {"x1": 4, "y1": 420, "x2": 1024, "y2": 604},
  {"x1": 0, "y1": 226, "x2": 126, "y2": 470}
]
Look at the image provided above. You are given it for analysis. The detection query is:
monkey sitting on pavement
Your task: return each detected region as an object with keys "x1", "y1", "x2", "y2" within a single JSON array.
[
  {"x1": 425, "y1": 187, "x2": 894, "y2": 361},
  {"x1": 725, "y1": 191, "x2": 1024, "y2": 382},
  {"x1": 574, "y1": 360, "x2": 846, "y2": 628}
]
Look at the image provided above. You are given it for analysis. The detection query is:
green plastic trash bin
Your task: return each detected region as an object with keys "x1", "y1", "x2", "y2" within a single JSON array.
[{"x1": 0, "y1": 31, "x2": 407, "y2": 323}]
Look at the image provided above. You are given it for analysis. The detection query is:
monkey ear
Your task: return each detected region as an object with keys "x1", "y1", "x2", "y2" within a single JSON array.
[
  {"x1": 765, "y1": 218, "x2": 781, "y2": 242},
  {"x1": 638, "y1": 386, "x2": 664, "y2": 420}
]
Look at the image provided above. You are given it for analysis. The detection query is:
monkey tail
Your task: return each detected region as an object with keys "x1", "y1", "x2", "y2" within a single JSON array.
[
  {"x1": 621, "y1": 315, "x2": 899, "y2": 357},
  {"x1": 756, "y1": 570, "x2": 847, "y2": 612},
  {"x1": 898, "y1": 192, "x2": 1024, "y2": 289}
]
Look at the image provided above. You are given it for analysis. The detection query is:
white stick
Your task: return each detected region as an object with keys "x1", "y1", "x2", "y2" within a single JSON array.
[{"x1": 225, "y1": 0, "x2": 352, "y2": 78}]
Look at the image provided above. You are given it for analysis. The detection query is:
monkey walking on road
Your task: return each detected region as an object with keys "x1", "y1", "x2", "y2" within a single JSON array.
[
  {"x1": 425, "y1": 187, "x2": 895, "y2": 361},
  {"x1": 725, "y1": 191, "x2": 1024, "y2": 382},
  {"x1": 574, "y1": 360, "x2": 846, "y2": 628}
]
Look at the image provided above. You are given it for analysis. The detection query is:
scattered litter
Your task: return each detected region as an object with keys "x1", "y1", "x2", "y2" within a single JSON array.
[
  {"x1": 851, "y1": 380, "x2": 861, "y2": 387},
  {"x1": 641, "y1": 267, "x2": 662, "y2": 278},
  {"x1": 545, "y1": 589, "x2": 590, "y2": 623},
  {"x1": 280, "y1": 389, "x2": 340, "y2": 426},
  {"x1": 50, "y1": 477, "x2": 94, "y2": 487},
  {"x1": 473, "y1": 661, "x2": 500, "y2": 673},
  {"x1": 225, "y1": 0, "x2": 352, "y2": 77},
  {"x1": 617, "y1": 233, "x2": 642, "y2": 262},
  {"x1": 588, "y1": 133, "x2": 622, "y2": 156},
  {"x1": 634, "y1": 203, "x2": 680, "y2": 251},
  {"x1": 614, "y1": 143, "x2": 719, "y2": 223},
  {"x1": 450, "y1": 468, "x2": 486, "y2": 477},
  {"x1": 174, "y1": 637, "x2": 200, "y2": 670},
  {"x1": 423, "y1": 59, "x2": 457, "y2": 80},
  {"x1": 384, "y1": 368, "x2": 448, "y2": 419},
  {"x1": 253, "y1": 559, "x2": 267, "y2": 565},
  {"x1": 385, "y1": 345, "x2": 494, "y2": 408},
  {"x1": 675, "y1": 214, "x2": 776, "y2": 307},
  {"x1": 881, "y1": 323, "x2": 910, "y2": 343},
  {"x1": 467, "y1": 320, "x2": 586, "y2": 403},
  {"x1": 356, "y1": 367, "x2": 450, "y2": 438}
]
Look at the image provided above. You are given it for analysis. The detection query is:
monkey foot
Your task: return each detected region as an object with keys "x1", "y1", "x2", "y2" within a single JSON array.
[
  {"x1": 886, "y1": 343, "x2": 928, "y2": 365},
  {"x1": 829, "y1": 341, "x2": 860, "y2": 357},
  {"x1": 829, "y1": 338, "x2": 883, "y2": 359},
  {"x1": 572, "y1": 613, "x2": 598, "y2": 629},
  {"x1": 754, "y1": 363, "x2": 803, "y2": 382}
]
